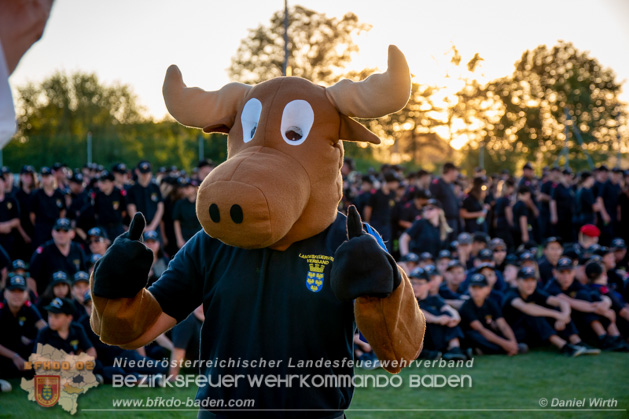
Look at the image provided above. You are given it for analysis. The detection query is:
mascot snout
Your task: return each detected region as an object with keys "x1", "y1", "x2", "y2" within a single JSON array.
[{"x1": 196, "y1": 147, "x2": 311, "y2": 249}]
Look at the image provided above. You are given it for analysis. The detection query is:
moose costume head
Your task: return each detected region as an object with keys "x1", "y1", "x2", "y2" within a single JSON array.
[{"x1": 163, "y1": 45, "x2": 410, "y2": 250}]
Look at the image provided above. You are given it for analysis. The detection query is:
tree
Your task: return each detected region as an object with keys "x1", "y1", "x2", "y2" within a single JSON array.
[
  {"x1": 478, "y1": 41, "x2": 626, "y2": 171},
  {"x1": 228, "y1": 6, "x2": 371, "y2": 85}
]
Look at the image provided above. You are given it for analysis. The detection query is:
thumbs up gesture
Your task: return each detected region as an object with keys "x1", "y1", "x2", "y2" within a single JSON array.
[
  {"x1": 330, "y1": 206, "x2": 401, "y2": 302},
  {"x1": 92, "y1": 213, "x2": 155, "y2": 299}
]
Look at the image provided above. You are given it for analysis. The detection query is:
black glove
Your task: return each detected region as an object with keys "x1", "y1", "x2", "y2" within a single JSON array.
[
  {"x1": 330, "y1": 206, "x2": 402, "y2": 302},
  {"x1": 92, "y1": 213, "x2": 154, "y2": 299}
]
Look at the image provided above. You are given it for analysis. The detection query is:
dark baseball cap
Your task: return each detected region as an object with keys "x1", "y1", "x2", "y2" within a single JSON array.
[
  {"x1": 477, "y1": 262, "x2": 496, "y2": 272},
  {"x1": 7, "y1": 275, "x2": 27, "y2": 291},
  {"x1": 12, "y1": 259, "x2": 27, "y2": 271},
  {"x1": 594, "y1": 246, "x2": 612, "y2": 257},
  {"x1": 40, "y1": 166, "x2": 52, "y2": 176},
  {"x1": 112, "y1": 163, "x2": 127, "y2": 174},
  {"x1": 611, "y1": 238, "x2": 627, "y2": 250},
  {"x1": 409, "y1": 267, "x2": 429, "y2": 281},
  {"x1": 478, "y1": 248, "x2": 494, "y2": 261},
  {"x1": 523, "y1": 162, "x2": 533, "y2": 170},
  {"x1": 143, "y1": 230, "x2": 159, "y2": 242},
  {"x1": 401, "y1": 253, "x2": 420, "y2": 263},
  {"x1": 469, "y1": 273, "x2": 489, "y2": 287},
  {"x1": 73, "y1": 271, "x2": 90, "y2": 284},
  {"x1": 423, "y1": 265, "x2": 439, "y2": 277},
  {"x1": 489, "y1": 238, "x2": 506, "y2": 251},
  {"x1": 543, "y1": 236, "x2": 563, "y2": 247},
  {"x1": 21, "y1": 165, "x2": 35, "y2": 174},
  {"x1": 505, "y1": 254, "x2": 520, "y2": 267},
  {"x1": 137, "y1": 161, "x2": 152, "y2": 174},
  {"x1": 53, "y1": 218, "x2": 72, "y2": 231},
  {"x1": 437, "y1": 250, "x2": 452, "y2": 260},
  {"x1": 419, "y1": 252, "x2": 434, "y2": 262},
  {"x1": 87, "y1": 253, "x2": 102, "y2": 268},
  {"x1": 88, "y1": 227, "x2": 107, "y2": 239},
  {"x1": 51, "y1": 271, "x2": 71, "y2": 286},
  {"x1": 44, "y1": 297, "x2": 75, "y2": 315},
  {"x1": 473, "y1": 232, "x2": 489, "y2": 244},
  {"x1": 446, "y1": 259, "x2": 464, "y2": 271},
  {"x1": 424, "y1": 198, "x2": 441, "y2": 209},
  {"x1": 556, "y1": 257, "x2": 574, "y2": 271},
  {"x1": 519, "y1": 251, "x2": 535, "y2": 262},
  {"x1": 99, "y1": 170, "x2": 115, "y2": 182},
  {"x1": 457, "y1": 233, "x2": 472, "y2": 245},
  {"x1": 517, "y1": 266, "x2": 537, "y2": 280}
]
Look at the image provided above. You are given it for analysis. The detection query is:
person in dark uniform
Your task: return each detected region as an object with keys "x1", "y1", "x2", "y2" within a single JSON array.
[
  {"x1": 502, "y1": 267, "x2": 591, "y2": 356},
  {"x1": 460, "y1": 177, "x2": 489, "y2": 234},
  {"x1": 30, "y1": 167, "x2": 67, "y2": 248},
  {"x1": 592, "y1": 166, "x2": 611, "y2": 243},
  {"x1": 399, "y1": 188, "x2": 430, "y2": 230},
  {"x1": 410, "y1": 267, "x2": 467, "y2": 361},
  {"x1": 518, "y1": 162, "x2": 540, "y2": 241},
  {"x1": 0, "y1": 275, "x2": 46, "y2": 378},
  {"x1": 36, "y1": 271, "x2": 73, "y2": 316},
  {"x1": 399, "y1": 199, "x2": 446, "y2": 258},
  {"x1": 173, "y1": 178, "x2": 202, "y2": 250},
  {"x1": 574, "y1": 171, "x2": 593, "y2": 225},
  {"x1": 599, "y1": 168, "x2": 623, "y2": 246},
  {"x1": 439, "y1": 260, "x2": 469, "y2": 310},
  {"x1": 539, "y1": 167, "x2": 560, "y2": 238},
  {"x1": 0, "y1": 172, "x2": 27, "y2": 259},
  {"x1": 354, "y1": 175, "x2": 375, "y2": 219},
  {"x1": 112, "y1": 163, "x2": 131, "y2": 192},
  {"x1": 363, "y1": 171, "x2": 400, "y2": 251},
  {"x1": 543, "y1": 257, "x2": 616, "y2": 350},
  {"x1": 459, "y1": 273, "x2": 524, "y2": 355},
  {"x1": 126, "y1": 161, "x2": 163, "y2": 241},
  {"x1": 430, "y1": 162, "x2": 460, "y2": 239},
  {"x1": 538, "y1": 237, "x2": 563, "y2": 285},
  {"x1": 71, "y1": 271, "x2": 90, "y2": 320},
  {"x1": 550, "y1": 169, "x2": 576, "y2": 243},
  {"x1": 29, "y1": 218, "x2": 86, "y2": 295},
  {"x1": 14, "y1": 165, "x2": 37, "y2": 262},
  {"x1": 494, "y1": 178, "x2": 515, "y2": 251},
  {"x1": 512, "y1": 186, "x2": 534, "y2": 248},
  {"x1": 67, "y1": 172, "x2": 89, "y2": 223},
  {"x1": 33, "y1": 297, "x2": 96, "y2": 358},
  {"x1": 94, "y1": 170, "x2": 127, "y2": 240},
  {"x1": 169, "y1": 305, "x2": 204, "y2": 379}
]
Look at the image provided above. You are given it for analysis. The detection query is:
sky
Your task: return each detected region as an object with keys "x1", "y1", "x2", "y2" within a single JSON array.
[{"x1": 9, "y1": 0, "x2": 629, "y2": 124}]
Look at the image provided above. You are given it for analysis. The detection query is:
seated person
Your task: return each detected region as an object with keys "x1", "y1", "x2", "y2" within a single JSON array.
[
  {"x1": 86, "y1": 227, "x2": 110, "y2": 257},
  {"x1": 424, "y1": 265, "x2": 443, "y2": 297},
  {"x1": 459, "y1": 273, "x2": 525, "y2": 356},
  {"x1": 470, "y1": 263, "x2": 505, "y2": 307},
  {"x1": 36, "y1": 271, "x2": 72, "y2": 315},
  {"x1": 33, "y1": 297, "x2": 96, "y2": 358},
  {"x1": 502, "y1": 267, "x2": 596, "y2": 357},
  {"x1": 435, "y1": 249, "x2": 452, "y2": 276},
  {"x1": 0, "y1": 276, "x2": 47, "y2": 379},
  {"x1": 398, "y1": 253, "x2": 419, "y2": 275},
  {"x1": 71, "y1": 271, "x2": 90, "y2": 320},
  {"x1": 411, "y1": 267, "x2": 467, "y2": 361},
  {"x1": 582, "y1": 262, "x2": 629, "y2": 351},
  {"x1": 418, "y1": 252, "x2": 435, "y2": 269},
  {"x1": 439, "y1": 260, "x2": 469, "y2": 310},
  {"x1": 11, "y1": 259, "x2": 37, "y2": 297}
]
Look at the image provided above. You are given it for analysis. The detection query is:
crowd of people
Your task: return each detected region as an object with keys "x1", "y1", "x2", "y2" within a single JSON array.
[
  {"x1": 341, "y1": 158, "x2": 629, "y2": 361},
  {"x1": 1, "y1": 157, "x2": 629, "y2": 392}
]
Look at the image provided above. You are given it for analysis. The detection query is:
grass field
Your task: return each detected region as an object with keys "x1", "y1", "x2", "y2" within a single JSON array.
[{"x1": 1, "y1": 349, "x2": 627, "y2": 418}]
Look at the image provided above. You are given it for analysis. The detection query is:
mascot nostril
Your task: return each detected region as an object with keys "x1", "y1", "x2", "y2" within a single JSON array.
[
  {"x1": 230, "y1": 204, "x2": 244, "y2": 224},
  {"x1": 91, "y1": 45, "x2": 425, "y2": 417},
  {"x1": 208, "y1": 204, "x2": 220, "y2": 223}
]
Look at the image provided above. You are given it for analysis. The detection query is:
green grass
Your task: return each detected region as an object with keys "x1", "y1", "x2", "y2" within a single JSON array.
[{"x1": 1, "y1": 350, "x2": 627, "y2": 418}]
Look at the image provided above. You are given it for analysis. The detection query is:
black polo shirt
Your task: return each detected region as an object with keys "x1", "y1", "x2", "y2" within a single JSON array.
[
  {"x1": 416, "y1": 294, "x2": 446, "y2": 316},
  {"x1": 502, "y1": 288, "x2": 551, "y2": 323},
  {"x1": 34, "y1": 322, "x2": 93, "y2": 355},
  {"x1": 0, "y1": 299, "x2": 42, "y2": 354},
  {"x1": 551, "y1": 183, "x2": 574, "y2": 218},
  {"x1": 29, "y1": 240, "x2": 87, "y2": 295},
  {"x1": 601, "y1": 180, "x2": 621, "y2": 222},
  {"x1": 459, "y1": 297, "x2": 503, "y2": 332},
  {"x1": 366, "y1": 188, "x2": 395, "y2": 231},
  {"x1": 430, "y1": 178, "x2": 458, "y2": 219},
  {"x1": 94, "y1": 187, "x2": 127, "y2": 226},
  {"x1": 30, "y1": 188, "x2": 66, "y2": 225},
  {"x1": 148, "y1": 212, "x2": 359, "y2": 415},
  {"x1": 544, "y1": 278, "x2": 589, "y2": 300},
  {"x1": 512, "y1": 200, "x2": 531, "y2": 236},
  {"x1": 68, "y1": 191, "x2": 90, "y2": 221},
  {"x1": 405, "y1": 218, "x2": 442, "y2": 257},
  {"x1": 0, "y1": 194, "x2": 20, "y2": 251},
  {"x1": 173, "y1": 198, "x2": 202, "y2": 242},
  {"x1": 126, "y1": 182, "x2": 162, "y2": 224}
]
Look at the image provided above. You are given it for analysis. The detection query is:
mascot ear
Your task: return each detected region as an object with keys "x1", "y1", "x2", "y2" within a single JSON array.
[{"x1": 339, "y1": 114, "x2": 381, "y2": 145}]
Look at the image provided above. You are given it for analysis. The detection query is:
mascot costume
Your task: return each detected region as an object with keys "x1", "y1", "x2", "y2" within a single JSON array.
[{"x1": 90, "y1": 45, "x2": 425, "y2": 418}]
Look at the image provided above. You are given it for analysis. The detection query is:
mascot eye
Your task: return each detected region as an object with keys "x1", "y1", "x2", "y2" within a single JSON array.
[
  {"x1": 241, "y1": 98, "x2": 262, "y2": 143},
  {"x1": 280, "y1": 100, "x2": 313, "y2": 146}
]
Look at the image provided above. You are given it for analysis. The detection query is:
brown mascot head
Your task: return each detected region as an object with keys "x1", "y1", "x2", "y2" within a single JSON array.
[{"x1": 163, "y1": 46, "x2": 410, "y2": 250}]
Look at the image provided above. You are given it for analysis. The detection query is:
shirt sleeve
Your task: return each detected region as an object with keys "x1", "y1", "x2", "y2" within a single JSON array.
[
  {"x1": 488, "y1": 299, "x2": 503, "y2": 319},
  {"x1": 406, "y1": 218, "x2": 423, "y2": 239},
  {"x1": 459, "y1": 300, "x2": 477, "y2": 325}
]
